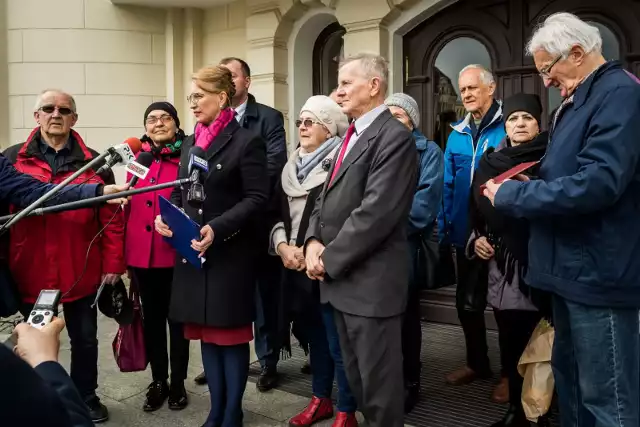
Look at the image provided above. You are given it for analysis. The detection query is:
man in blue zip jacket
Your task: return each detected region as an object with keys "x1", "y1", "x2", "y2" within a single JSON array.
[
  {"x1": 484, "y1": 13, "x2": 640, "y2": 426},
  {"x1": 438, "y1": 65, "x2": 507, "y2": 391}
]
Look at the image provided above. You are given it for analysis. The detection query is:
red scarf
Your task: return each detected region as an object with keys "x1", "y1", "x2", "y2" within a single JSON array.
[{"x1": 194, "y1": 108, "x2": 235, "y2": 151}]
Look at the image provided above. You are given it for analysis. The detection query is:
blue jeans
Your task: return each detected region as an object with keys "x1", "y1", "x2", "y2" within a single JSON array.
[
  {"x1": 201, "y1": 342, "x2": 249, "y2": 427},
  {"x1": 302, "y1": 303, "x2": 357, "y2": 412},
  {"x1": 552, "y1": 296, "x2": 639, "y2": 427}
]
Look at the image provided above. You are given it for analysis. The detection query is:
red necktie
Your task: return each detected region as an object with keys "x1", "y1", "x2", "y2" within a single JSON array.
[{"x1": 329, "y1": 123, "x2": 356, "y2": 185}]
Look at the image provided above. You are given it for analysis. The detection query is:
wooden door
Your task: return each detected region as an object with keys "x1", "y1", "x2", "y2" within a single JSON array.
[{"x1": 404, "y1": 0, "x2": 640, "y2": 141}]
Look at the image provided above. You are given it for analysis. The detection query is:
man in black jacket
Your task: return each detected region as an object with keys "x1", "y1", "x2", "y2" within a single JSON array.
[{"x1": 192, "y1": 57, "x2": 287, "y2": 391}]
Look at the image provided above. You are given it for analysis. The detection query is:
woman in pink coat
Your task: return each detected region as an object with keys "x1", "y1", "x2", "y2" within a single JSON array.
[{"x1": 125, "y1": 102, "x2": 190, "y2": 412}]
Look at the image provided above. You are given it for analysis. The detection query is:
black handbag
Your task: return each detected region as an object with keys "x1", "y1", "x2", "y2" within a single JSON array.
[{"x1": 416, "y1": 202, "x2": 457, "y2": 290}]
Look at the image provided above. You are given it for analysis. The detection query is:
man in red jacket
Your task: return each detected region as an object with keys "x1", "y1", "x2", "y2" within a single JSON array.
[{"x1": 3, "y1": 89, "x2": 125, "y2": 424}]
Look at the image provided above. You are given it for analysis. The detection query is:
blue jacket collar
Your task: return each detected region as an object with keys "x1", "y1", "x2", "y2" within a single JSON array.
[
  {"x1": 412, "y1": 129, "x2": 428, "y2": 151},
  {"x1": 451, "y1": 100, "x2": 503, "y2": 135},
  {"x1": 573, "y1": 60, "x2": 621, "y2": 110}
]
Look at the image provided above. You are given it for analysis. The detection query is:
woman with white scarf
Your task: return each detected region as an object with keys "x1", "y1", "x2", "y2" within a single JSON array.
[{"x1": 270, "y1": 96, "x2": 358, "y2": 427}]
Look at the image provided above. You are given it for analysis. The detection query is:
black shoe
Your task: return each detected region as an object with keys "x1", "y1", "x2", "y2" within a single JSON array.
[
  {"x1": 490, "y1": 405, "x2": 530, "y2": 427},
  {"x1": 256, "y1": 366, "x2": 278, "y2": 392},
  {"x1": 86, "y1": 396, "x2": 109, "y2": 423},
  {"x1": 404, "y1": 382, "x2": 420, "y2": 414},
  {"x1": 168, "y1": 381, "x2": 189, "y2": 410},
  {"x1": 300, "y1": 360, "x2": 311, "y2": 375},
  {"x1": 194, "y1": 371, "x2": 207, "y2": 385},
  {"x1": 143, "y1": 380, "x2": 169, "y2": 412}
]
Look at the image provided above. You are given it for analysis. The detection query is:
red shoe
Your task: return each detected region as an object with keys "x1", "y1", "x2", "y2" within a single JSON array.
[
  {"x1": 332, "y1": 411, "x2": 358, "y2": 427},
  {"x1": 289, "y1": 396, "x2": 333, "y2": 426}
]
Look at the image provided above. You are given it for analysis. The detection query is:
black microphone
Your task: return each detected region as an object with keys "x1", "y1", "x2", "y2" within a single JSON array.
[
  {"x1": 187, "y1": 146, "x2": 208, "y2": 205},
  {"x1": 127, "y1": 152, "x2": 155, "y2": 188}
]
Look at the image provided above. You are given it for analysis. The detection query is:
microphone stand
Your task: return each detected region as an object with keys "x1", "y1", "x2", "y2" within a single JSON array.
[
  {"x1": 0, "y1": 147, "x2": 118, "y2": 232},
  {"x1": 0, "y1": 177, "x2": 193, "y2": 225}
]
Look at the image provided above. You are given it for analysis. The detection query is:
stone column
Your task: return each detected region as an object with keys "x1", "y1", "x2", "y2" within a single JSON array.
[{"x1": 245, "y1": 1, "x2": 290, "y2": 137}]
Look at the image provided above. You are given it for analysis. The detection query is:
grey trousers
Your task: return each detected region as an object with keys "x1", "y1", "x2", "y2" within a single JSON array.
[{"x1": 333, "y1": 308, "x2": 404, "y2": 427}]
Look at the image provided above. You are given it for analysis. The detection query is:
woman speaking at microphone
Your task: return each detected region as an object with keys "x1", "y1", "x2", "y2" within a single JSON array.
[
  {"x1": 155, "y1": 65, "x2": 269, "y2": 427},
  {"x1": 124, "y1": 101, "x2": 191, "y2": 412}
]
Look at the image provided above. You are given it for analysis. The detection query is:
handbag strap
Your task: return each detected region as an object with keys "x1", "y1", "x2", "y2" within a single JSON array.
[{"x1": 128, "y1": 276, "x2": 142, "y2": 308}]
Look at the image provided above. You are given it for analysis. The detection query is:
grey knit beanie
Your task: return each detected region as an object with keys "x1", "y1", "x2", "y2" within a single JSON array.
[{"x1": 385, "y1": 93, "x2": 420, "y2": 128}]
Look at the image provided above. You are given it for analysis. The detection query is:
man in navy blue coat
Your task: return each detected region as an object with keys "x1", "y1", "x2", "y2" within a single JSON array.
[{"x1": 484, "y1": 13, "x2": 640, "y2": 426}]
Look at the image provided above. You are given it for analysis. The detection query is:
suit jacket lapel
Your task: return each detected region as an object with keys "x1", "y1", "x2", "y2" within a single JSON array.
[{"x1": 326, "y1": 109, "x2": 391, "y2": 192}]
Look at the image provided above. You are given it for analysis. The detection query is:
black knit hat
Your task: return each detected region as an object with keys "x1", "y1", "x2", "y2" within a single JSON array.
[
  {"x1": 503, "y1": 93, "x2": 542, "y2": 126},
  {"x1": 144, "y1": 101, "x2": 180, "y2": 128}
]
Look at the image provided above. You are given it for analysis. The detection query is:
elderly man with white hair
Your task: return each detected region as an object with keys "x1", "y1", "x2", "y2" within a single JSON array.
[
  {"x1": 304, "y1": 53, "x2": 417, "y2": 427},
  {"x1": 484, "y1": 12, "x2": 640, "y2": 426},
  {"x1": 439, "y1": 64, "x2": 507, "y2": 400}
]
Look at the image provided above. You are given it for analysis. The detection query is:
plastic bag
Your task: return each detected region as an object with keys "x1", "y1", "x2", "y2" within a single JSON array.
[{"x1": 517, "y1": 319, "x2": 555, "y2": 422}]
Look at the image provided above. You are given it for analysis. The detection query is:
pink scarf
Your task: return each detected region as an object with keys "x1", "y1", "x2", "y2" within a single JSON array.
[{"x1": 194, "y1": 108, "x2": 236, "y2": 151}]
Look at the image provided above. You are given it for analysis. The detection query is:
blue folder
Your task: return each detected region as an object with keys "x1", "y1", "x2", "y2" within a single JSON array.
[{"x1": 158, "y1": 196, "x2": 203, "y2": 268}]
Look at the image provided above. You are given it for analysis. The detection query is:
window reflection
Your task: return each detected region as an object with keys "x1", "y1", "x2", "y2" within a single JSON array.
[
  {"x1": 433, "y1": 37, "x2": 492, "y2": 147},
  {"x1": 548, "y1": 21, "x2": 620, "y2": 113}
]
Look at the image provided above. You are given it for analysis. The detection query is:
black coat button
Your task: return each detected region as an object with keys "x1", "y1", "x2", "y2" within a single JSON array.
[
  {"x1": 146, "y1": 200, "x2": 152, "y2": 207},
  {"x1": 145, "y1": 225, "x2": 152, "y2": 232},
  {"x1": 150, "y1": 178, "x2": 156, "y2": 184}
]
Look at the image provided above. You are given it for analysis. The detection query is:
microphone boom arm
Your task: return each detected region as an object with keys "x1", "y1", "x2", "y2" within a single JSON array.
[
  {"x1": 0, "y1": 177, "x2": 193, "y2": 225},
  {"x1": 0, "y1": 149, "x2": 112, "y2": 232}
]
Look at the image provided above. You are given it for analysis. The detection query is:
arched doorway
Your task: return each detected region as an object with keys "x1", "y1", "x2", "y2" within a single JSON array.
[
  {"x1": 404, "y1": 0, "x2": 639, "y2": 141},
  {"x1": 313, "y1": 22, "x2": 345, "y2": 96},
  {"x1": 432, "y1": 37, "x2": 493, "y2": 148}
]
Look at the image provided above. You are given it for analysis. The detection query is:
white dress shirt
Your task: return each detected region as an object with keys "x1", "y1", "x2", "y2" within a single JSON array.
[
  {"x1": 343, "y1": 104, "x2": 388, "y2": 158},
  {"x1": 234, "y1": 98, "x2": 248, "y2": 123}
]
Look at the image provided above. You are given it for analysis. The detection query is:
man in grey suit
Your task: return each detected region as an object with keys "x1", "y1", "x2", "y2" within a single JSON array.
[{"x1": 305, "y1": 53, "x2": 418, "y2": 427}]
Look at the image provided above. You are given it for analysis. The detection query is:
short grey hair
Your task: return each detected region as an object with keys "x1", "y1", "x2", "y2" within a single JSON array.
[
  {"x1": 459, "y1": 64, "x2": 495, "y2": 85},
  {"x1": 526, "y1": 12, "x2": 602, "y2": 57},
  {"x1": 33, "y1": 89, "x2": 77, "y2": 113},
  {"x1": 339, "y1": 52, "x2": 389, "y2": 90}
]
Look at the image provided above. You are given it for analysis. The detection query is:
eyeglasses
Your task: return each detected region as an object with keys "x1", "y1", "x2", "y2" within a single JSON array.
[
  {"x1": 187, "y1": 93, "x2": 205, "y2": 104},
  {"x1": 295, "y1": 118, "x2": 322, "y2": 128},
  {"x1": 187, "y1": 91, "x2": 220, "y2": 105},
  {"x1": 145, "y1": 115, "x2": 174, "y2": 125},
  {"x1": 40, "y1": 105, "x2": 74, "y2": 116},
  {"x1": 539, "y1": 55, "x2": 563, "y2": 78}
]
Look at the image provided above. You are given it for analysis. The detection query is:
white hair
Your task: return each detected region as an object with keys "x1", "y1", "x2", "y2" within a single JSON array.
[
  {"x1": 339, "y1": 52, "x2": 389, "y2": 91},
  {"x1": 33, "y1": 89, "x2": 77, "y2": 113},
  {"x1": 526, "y1": 12, "x2": 602, "y2": 57},
  {"x1": 459, "y1": 64, "x2": 495, "y2": 85}
]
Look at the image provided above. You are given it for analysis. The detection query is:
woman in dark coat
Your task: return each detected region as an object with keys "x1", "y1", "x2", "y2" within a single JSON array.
[
  {"x1": 154, "y1": 64, "x2": 269, "y2": 427},
  {"x1": 469, "y1": 93, "x2": 550, "y2": 427}
]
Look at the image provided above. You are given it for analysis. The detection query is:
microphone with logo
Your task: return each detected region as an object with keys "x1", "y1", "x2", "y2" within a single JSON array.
[
  {"x1": 125, "y1": 152, "x2": 154, "y2": 188},
  {"x1": 96, "y1": 137, "x2": 143, "y2": 175},
  {"x1": 187, "y1": 146, "x2": 208, "y2": 205}
]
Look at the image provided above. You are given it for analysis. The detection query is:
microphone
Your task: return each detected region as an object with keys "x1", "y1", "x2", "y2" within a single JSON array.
[
  {"x1": 126, "y1": 152, "x2": 154, "y2": 188},
  {"x1": 187, "y1": 146, "x2": 208, "y2": 205},
  {"x1": 96, "y1": 138, "x2": 143, "y2": 175}
]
